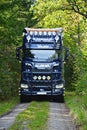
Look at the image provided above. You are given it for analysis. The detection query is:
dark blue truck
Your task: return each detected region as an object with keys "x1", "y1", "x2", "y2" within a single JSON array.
[{"x1": 16, "y1": 28, "x2": 68, "y2": 102}]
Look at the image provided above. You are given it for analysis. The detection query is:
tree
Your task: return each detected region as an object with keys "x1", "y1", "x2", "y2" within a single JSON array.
[
  {"x1": 0, "y1": 0, "x2": 37, "y2": 99},
  {"x1": 67, "y1": 0, "x2": 87, "y2": 18},
  {"x1": 31, "y1": 0, "x2": 87, "y2": 92}
]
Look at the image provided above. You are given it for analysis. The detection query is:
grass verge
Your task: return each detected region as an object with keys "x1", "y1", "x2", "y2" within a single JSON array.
[
  {"x1": 0, "y1": 97, "x2": 19, "y2": 116},
  {"x1": 9, "y1": 101, "x2": 49, "y2": 130},
  {"x1": 65, "y1": 92, "x2": 87, "y2": 130}
]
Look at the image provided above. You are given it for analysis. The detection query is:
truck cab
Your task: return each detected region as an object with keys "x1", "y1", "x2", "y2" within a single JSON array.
[{"x1": 16, "y1": 28, "x2": 68, "y2": 102}]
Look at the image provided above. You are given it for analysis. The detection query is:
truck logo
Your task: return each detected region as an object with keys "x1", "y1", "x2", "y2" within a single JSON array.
[{"x1": 35, "y1": 64, "x2": 51, "y2": 69}]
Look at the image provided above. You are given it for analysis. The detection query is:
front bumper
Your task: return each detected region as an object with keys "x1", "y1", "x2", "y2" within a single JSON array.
[
  {"x1": 20, "y1": 87, "x2": 64, "y2": 96},
  {"x1": 20, "y1": 71, "x2": 64, "y2": 96}
]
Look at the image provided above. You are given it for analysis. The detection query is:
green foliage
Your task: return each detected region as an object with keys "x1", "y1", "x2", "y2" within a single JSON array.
[
  {"x1": 0, "y1": 97, "x2": 19, "y2": 116},
  {"x1": 0, "y1": 0, "x2": 37, "y2": 99},
  {"x1": 32, "y1": 0, "x2": 87, "y2": 93},
  {"x1": 65, "y1": 93, "x2": 87, "y2": 130},
  {"x1": 67, "y1": 0, "x2": 87, "y2": 18},
  {"x1": 75, "y1": 45, "x2": 87, "y2": 94},
  {"x1": 0, "y1": 44, "x2": 20, "y2": 99}
]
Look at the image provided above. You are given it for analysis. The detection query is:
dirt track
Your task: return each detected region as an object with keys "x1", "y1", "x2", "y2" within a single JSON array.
[
  {"x1": 0, "y1": 103, "x2": 29, "y2": 130},
  {"x1": 47, "y1": 102, "x2": 76, "y2": 130},
  {"x1": 0, "y1": 102, "x2": 76, "y2": 130}
]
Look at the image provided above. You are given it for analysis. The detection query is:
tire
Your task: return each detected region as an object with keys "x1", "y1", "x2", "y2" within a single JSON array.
[
  {"x1": 53, "y1": 95, "x2": 64, "y2": 103},
  {"x1": 20, "y1": 95, "x2": 31, "y2": 103},
  {"x1": 20, "y1": 95, "x2": 26, "y2": 103},
  {"x1": 59, "y1": 95, "x2": 64, "y2": 103}
]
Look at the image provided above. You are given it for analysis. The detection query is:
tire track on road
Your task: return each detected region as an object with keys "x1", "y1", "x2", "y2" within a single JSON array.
[
  {"x1": 47, "y1": 102, "x2": 76, "y2": 130},
  {"x1": 0, "y1": 103, "x2": 29, "y2": 130}
]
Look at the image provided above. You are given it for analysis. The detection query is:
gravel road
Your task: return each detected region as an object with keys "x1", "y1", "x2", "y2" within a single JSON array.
[
  {"x1": 47, "y1": 102, "x2": 76, "y2": 130},
  {"x1": 0, "y1": 103, "x2": 29, "y2": 130}
]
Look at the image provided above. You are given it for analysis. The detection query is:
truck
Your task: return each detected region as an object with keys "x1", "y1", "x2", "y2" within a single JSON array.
[{"x1": 16, "y1": 28, "x2": 69, "y2": 103}]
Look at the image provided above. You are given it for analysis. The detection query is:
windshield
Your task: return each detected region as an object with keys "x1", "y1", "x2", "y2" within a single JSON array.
[{"x1": 23, "y1": 50, "x2": 59, "y2": 60}]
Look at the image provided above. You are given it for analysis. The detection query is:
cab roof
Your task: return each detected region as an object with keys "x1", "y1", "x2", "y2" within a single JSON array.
[{"x1": 24, "y1": 28, "x2": 63, "y2": 34}]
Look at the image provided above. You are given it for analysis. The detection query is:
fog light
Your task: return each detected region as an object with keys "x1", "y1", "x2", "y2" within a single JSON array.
[
  {"x1": 47, "y1": 76, "x2": 51, "y2": 80},
  {"x1": 38, "y1": 76, "x2": 41, "y2": 80},
  {"x1": 42, "y1": 76, "x2": 46, "y2": 80},
  {"x1": 33, "y1": 76, "x2": 37, "y2": 80}
]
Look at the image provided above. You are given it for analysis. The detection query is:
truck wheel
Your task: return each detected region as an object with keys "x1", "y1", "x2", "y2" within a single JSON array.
[
  {"x1": 59, "y1": 95, "x2": 64, "y2": 103},
  {"x1": 20, "y1": 95, "x2": 31, "y2": 103},
  {"x1": 20, "y1": 95, "x2": 26, "y2": 103}
]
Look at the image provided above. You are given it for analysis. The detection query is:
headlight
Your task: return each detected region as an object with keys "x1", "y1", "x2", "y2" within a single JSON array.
[
  {"x1": 21, "y1": 84, "x2": 28, "y2": 88},
  {"x1": 55, "y1": 84, "x2": 63, "y2": 88},
  {"x1": 53, "y1": 63, "x2": 59, "y2": 67},
  {"x1": 25, "y1": 63, "x2": 32, "y2": 67}
]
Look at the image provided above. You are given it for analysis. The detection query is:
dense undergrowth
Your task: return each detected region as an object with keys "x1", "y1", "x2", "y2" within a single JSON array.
[{"x1": 0, "y1": 44, "x2": 20, "y2": 100}]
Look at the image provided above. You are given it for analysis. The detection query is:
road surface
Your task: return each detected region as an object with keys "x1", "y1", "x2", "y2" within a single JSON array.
[
  {"x1": 47, "y1": 102, "x2": 76, "y2": 130},
  {"x1": 0, "y1": 103, "x2": 29, "y2": 130},
  {"x1": 0, "y1": 102, "x2": 76, "y2": 130}
]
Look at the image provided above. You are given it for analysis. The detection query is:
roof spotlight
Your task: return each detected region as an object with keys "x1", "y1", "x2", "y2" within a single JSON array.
[
  {"x1": 30, "y1": 31, "x2": 33, "y2": 35},
  {"x1": 35, "y1": 31, "x2": 38, "y2": 35},
  {"x1": 48, "y1": 32, "x2": 51, "y2": 36},
  {"x1": 39, "y1": 31, "x2": 42, "y2": 35},
  {"x1": 53, "y1": 32, "x2": 56, "y2": 36},
  {"x1": 44, "y1": 32, "x2": 47, "y2": 35}
]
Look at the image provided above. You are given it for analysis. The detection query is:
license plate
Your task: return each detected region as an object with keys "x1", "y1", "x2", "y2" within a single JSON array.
[{"x1": 37, "y1": 92, "x2": 47, "y2": 95}]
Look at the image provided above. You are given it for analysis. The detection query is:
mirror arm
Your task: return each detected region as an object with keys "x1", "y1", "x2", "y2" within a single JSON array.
[
  {"x1": 16, "y1": 46, "x2": 22, "y2": 61},
  {"x1": 63, "y1": 46, "x2": 69, "y2": 61}
]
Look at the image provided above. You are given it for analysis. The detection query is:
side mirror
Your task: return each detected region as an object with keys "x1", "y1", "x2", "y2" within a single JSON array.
[
  {"x1": 16, "y1": 46, "x2": 22, "y2": 61},
  {"x1": 65, "y1": 48, "x2": 69, "y2": 61}
]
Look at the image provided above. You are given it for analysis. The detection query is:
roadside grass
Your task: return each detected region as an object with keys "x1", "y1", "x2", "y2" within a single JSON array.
[
  {"x1": 65, "y1": 92, "x2": 87, "y2": 130},
  {"x1": 0, "y1": 97, "x2": 19, "y2": 116},
  {"x1": 9, "y1": 101, "x2": 49, "y2": 130}
]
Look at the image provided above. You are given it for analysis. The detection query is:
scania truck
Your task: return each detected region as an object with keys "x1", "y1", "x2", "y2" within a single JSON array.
[{"x1": 16, "y1": 28, "x2": 69, "y2": 102}]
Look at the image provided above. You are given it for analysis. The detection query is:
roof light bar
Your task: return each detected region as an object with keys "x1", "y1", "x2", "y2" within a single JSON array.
[{"x1": 24, "y1": 28, "x2": 63, "y2": 34}]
